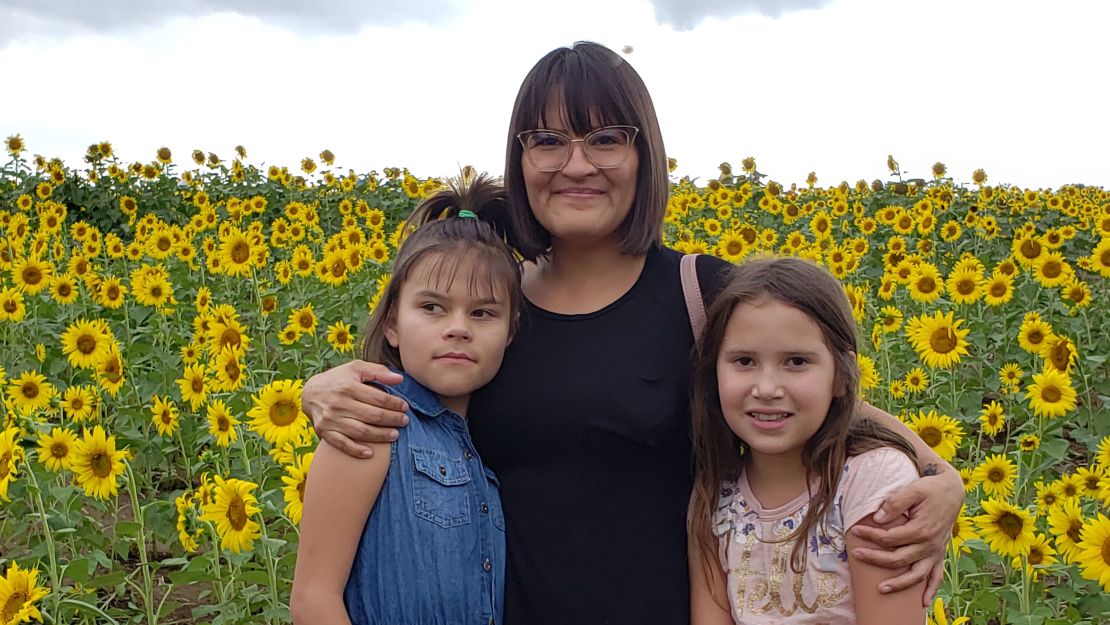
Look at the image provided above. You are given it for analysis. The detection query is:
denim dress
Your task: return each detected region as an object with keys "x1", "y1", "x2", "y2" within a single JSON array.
[{"x1": 343, "y1": 375, "x2": 505, "y2": 625}]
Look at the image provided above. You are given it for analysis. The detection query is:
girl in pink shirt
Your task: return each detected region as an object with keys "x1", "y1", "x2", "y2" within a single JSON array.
[{"x1": 688, "y1": 257, "x2": 927, "y2": 625}]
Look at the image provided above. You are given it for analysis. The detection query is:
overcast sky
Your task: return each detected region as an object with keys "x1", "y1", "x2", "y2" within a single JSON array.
[{"x1": 1, "y1": 0, "x2": 1106, "y2": 188}]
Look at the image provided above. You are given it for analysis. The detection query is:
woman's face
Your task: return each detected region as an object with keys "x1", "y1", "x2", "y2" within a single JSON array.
[{"x1": 521, "y1": 99, "x2": 639, "y2": 248}]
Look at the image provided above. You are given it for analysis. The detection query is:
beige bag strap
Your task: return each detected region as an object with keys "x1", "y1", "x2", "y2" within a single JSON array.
[{"x1": 680, "y1": 253, "x2": 706, "y2": 340}]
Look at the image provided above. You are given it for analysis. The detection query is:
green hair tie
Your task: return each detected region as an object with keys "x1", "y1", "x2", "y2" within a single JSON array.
[{"x1": 457, "y1": 210, "x2": 477, "y2": 219}]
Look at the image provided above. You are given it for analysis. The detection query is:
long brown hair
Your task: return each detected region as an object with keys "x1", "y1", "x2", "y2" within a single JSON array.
[
  {"x1": 361, "y1": 171, "x2": 524, "y2": 369},
  {"x1": 688, "y1": 257, "x2": 917, "y2": 590}
]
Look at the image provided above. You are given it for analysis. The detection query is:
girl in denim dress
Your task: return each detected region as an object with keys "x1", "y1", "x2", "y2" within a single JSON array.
[{"x1": 291, "y1": 173, "x2": 523, "y2": 625}]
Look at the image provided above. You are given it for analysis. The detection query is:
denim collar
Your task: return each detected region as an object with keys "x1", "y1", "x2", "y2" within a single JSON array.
[{"x1": 391, "y1": 371, "x2": 450, "y2": 418}]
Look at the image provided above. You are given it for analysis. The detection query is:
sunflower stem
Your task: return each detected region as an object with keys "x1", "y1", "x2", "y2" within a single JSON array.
[
  {"x1": 257, "y1": 513, "x2": 282, "y2": 624},
  {"x1": 124, "y1": 463, "x2": 157, "y2": 625},
  {"x1": 26, "y1": 465, "x2": 62, "y2": 616}
]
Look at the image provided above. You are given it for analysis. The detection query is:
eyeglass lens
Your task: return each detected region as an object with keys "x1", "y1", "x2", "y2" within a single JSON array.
[{"x1": 522, "y1": 127, "x2": 635, "y2": 171}]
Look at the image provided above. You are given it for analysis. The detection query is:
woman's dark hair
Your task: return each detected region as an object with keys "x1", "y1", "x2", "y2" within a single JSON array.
[
  {"x1": 361, "y1": 171, "x2": 523, "y2": 370},
  {"x1": 687, "y1": 257, "x2": 918, "y2": 596},
  {"x1": 504, "y1": 41, "x2": 669, "y2": 260}
]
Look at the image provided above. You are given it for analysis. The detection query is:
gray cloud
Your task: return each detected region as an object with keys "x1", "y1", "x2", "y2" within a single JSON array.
[
  {"x1": 651, "y1": 0, "x2": 833, "y2": 30},
  {"x1": 0, "y1": 0, "x2": 461, "y2": 45}
]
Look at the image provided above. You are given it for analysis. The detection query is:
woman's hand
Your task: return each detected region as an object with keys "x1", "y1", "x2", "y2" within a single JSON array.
[
  {"x1": 303, "y1": 360, "x2": 410, "y2": 458},
  {"x1": 849, "y1": 467, "x2": 963, "y2": 606}
]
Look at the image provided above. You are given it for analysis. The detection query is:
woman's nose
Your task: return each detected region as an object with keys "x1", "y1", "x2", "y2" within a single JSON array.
[
  {"x1": 750, "y1": 370, "x2": 783, "y2": 399},
  {"x1": 560, "y1": 141, "x2": 597, "y2": 176}
]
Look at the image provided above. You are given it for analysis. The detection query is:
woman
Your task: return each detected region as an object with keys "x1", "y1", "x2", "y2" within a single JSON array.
[{"x1": 304, "y1": 41, "x2": 964, "y2": 625}]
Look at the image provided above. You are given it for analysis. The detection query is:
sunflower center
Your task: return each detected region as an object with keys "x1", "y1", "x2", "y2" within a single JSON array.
[
  {"x1": 1101, "y1": 249, "x2": 1110, "y2": 266},
  {"x1": 1041, "y1": 386, "x2": 1062, "y2": 403},
  {"x1": 726, "y1": 240, "x2": 743, "y2": 256},
  {"x1": 1068, "y1": 522, "x2": 1082, "y2": 543},
  {"x1": 988, "y1": 468, "x2": 1004, "y2": 483},
  {"x1": 1050, "y1": 346, "x2": 1071, "y2": 371},
  {"x1": 957, "y1": 279, "x2": 975, "y2": 295},
  {"x1": 997, "y1": 512, "x2": 1024, "y2": 539},
  {"x1": 157, "y1": 237, "x2": 172, "y2": 252},
  {"x1": 917, "y1": 277, "x2": 936, "y2": 293},
  {"x1": 3, "y1": 300, "x2": 16, "y2": 313},
  {"x1": 990, "y1": 282, "x2": 1007, "y2": 297},
  {"x1": 271, "y1": 400, "x2": 299, "y2": 426},
  {"x1": 1027, "y1": 330, "x2": 1043, "y2": 344},
  {"x1": 192, "y1": 378, "x2": 203, "y2": 393},
  {"x1": 297, "y1": 480, "x2": 306, "y2": 502},
  {"x1": 217, "y1": 416, "x2": 229, "y2": 432},
  {"x1": 90, "y1": 451, "x2": 112, "y2": 478},
  {"x1": 231, "y1": 241, "x2": 251, "y2": 264},
  {"x1": 2, "y1": 590, "x2": 29, "y2": 621},
  {"x1": 1041, "y1": 260, "x2": 1061, "y2": 278},
  {"x1": 919, "y1": 426, "x2": 942, "y2": 447},
  {"x1": 1101, "y1": 537, "x2": 1110, "y2": 565},
  {"x1": 21, "y1": 382, "x2": 39, "y2": 399},
  {"x1": 51, "y1": 442, "x2": 69, "y2": 458},
  {"x1": 77, "y1": 333, "x2": 97, "y2": 355},
  {"x1": 58, "y1": 283, "x2": 72, "y2": 296},
  {"x1": 220, "y1": 328, "x2": 241, "y2": 349},
  {"x1": 1028, "y1": 548, "x2": 1044, "y2": 565},
  {"x1": 227, "y1": 496, "x2": 248, "y2": 530},
  {"x1": 1043, "y1": 493, "x2": 1056, "y2": 506},
  {"x1": 1020, "y1": 239, "x2": 1041, "y2": 259},
  {"x1": 929, "y1": 327, "x2": 957, "y2": 354},
  {"x1": 23, "y1": 267, "x2": 42, "y2": 284}
]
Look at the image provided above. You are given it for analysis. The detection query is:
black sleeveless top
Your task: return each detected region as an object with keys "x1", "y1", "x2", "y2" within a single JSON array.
[{"x1": 468, "y1": 246, "x2": 730, "y2": 625}]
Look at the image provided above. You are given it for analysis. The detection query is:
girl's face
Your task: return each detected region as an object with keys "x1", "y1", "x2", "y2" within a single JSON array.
[
  {"x1": 521, "y1": 98, "x2": 639, "y2": 248},
  {"x1": 715, "y1": 295, "x2": 839, "y2": 466},
  {"x1": 385, "y1": 255, "x2": 513, "y2": 416}
]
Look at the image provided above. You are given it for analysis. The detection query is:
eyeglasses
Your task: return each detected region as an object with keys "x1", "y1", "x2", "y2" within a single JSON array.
[{"x1": 517, "y1": 125, "x2": 640, "y2": 172}]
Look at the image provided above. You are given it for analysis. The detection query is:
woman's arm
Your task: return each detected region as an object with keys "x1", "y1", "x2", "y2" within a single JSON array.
[
  {"x1": 290, "y1": 439, "x2": 392, "y2": 625},
  {"x1": 302, "y1": 360, "x2": 409, "y2": 458},
  {"x1": 847, "y1": 514, "x2": 926, "y2": 625},
  {"x1": 688, "y1": 532, "x2": 734, "y2": 625},
  {"x1": 850, "y1": 401, "x2": 964, "y2": 603}
]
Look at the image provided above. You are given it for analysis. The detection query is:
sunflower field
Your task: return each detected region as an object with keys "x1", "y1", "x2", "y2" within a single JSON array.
[{"x1": 0, "y1": 135, "x2": 1107, "y2": 625}]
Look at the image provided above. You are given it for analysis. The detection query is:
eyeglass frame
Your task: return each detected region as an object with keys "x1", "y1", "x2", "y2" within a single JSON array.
[{"x1": 516, "y1": 125, "x2": 641, "y2": 173}]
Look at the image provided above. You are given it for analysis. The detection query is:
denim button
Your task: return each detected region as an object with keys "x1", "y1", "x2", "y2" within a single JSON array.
[
  {"x1": 481, "y1": 502, "x2": 489, "y2": 513},
  {"x1": 483, "y1": 559, "x2": 492, "y2": 572},
  {"x1": 439, "y1": 464, "x2": 447, "y2": 476},
  {"x1": 465, "y1": 450, "x2": 474, "y2": 460}
]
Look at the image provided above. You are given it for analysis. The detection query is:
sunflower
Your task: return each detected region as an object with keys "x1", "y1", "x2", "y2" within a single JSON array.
[
  {"x1": 206, "y1": 399, "x2": 240, "y2": 448},
  {"x1": 61, "y1": 385, "x2": 97, "y2": 422},
  {"x1": 7, "y1": 370, "x2": 54, "y2": 416},
  {"x1": 0, "y1": 562, "x2": 50, "y2": 625},
  {"x1": 975, "y1": 498, "x2": 1035, "y2": 558},
  {"x1": 1032, "y1": 250, "x2": 1072, "y2": 288},
  {"x1": 150, "y1": 395, "x2": 179, "y2": 437},
  {"x1": 976, "y1": 401, "x2": 1004, "y2": 436},
  {"x1": 951, "y1": 507, "x2": 979, "y2": 554},
  {"x1": 4, "y1": 134, "x2": 25, "y2": 155},
  {"x1": 36, "y1": 427, "x2": 78, "y2": 472},
  {"x1": 200, "y1": 476, "x2": 261, "y2": 553},
  {"x1": 1018, "y1": 434, "x2": 1040, "y2": 452},
  {"x1": 999, "y1": 362, "x2": 1024, "y2": 391},
  {"x1": 906, "y1": 410, "x2": 963, "y2": 462},
  {"x1": 1017, "y1": 313, "x2": 1054, "y2": 354},
  {"x1": 0, "y1": 287, "x2": 26, "y2": 322},
  {"x1": 1048, "y1": 499, "x2": 1086, "y2": 563},
  {"x1": 1011, "y1": 232, "x2": 1044, "y2": 268},
  {"x1": 1057, "y1": 473, "x2": 1084, "y2": 502},
  {"x1": 248, "y1": 379, "x2": 308, "y2": 447},
  {"x1": 48, "y1": 273, "x2": 80, "y2": 305},
  {"x1": 71, "y1": 426, "x2": 128, "y2": 500},
  {"x1": 288, "y1": 304, "x2": 318, "y2": 335},
  {"x1": 175, "y1": 364, "x2": 207, "y2": 411},
  {"x1": 974, "y1": 454, "x2": 1017, "y2": 498},
  {"x1": 282, "y1": 451, "x2": 314, "y2": 525},
  {"x1": 1097, "y1": 435, "x2": 1110, "y2": 470},
  {"x1": 210, "y1": 347, "x2": 246, "y2": 392},
  {"x1": 1075, "y1": 466, "x2": 1106, "y2": 499},
  {"x1": 888, "y1": 379, "x2": 906, "y2": 398},
  {"x1": 96, "y1": 346, "x2": 126, "y2": 396},
  {"x1": 326, "y1": 321, "x2": 355, "y2": 353},
  {"x1": 278, "y1": 325, "x2": 302, "y2": 345},
  {"x1": 979, "y1": 272, "x2": 1013, "y2": 307},
  {"x1": 1012, "y1": 533, "x2": 1058, "y2": 581},
  {"x1": 175, "y1": 493, "x2": 201, "y2": 553},
  {"x1": 12, "y1": 256, "x2": 53, "y2": 295},
  {"x1": 0, "y1": 428, "x2": 21, "y2": 501},
  {"x1": 715, "y1": 230, "x2": 749, "y2": 263},
  {"x1": 1025, "y1": 367, "x2": 1077, "y2": 419},
  {"x1": 1090, "y1": 238, "x2": 1110, "y2": 278},
  {"x1": 906, "y1": 311, "x2": 970, "y2": 369},
  {"x1": 945, "y1": 267, "x2": 982, "y2": 305},
  {"x1": 907, "y1": 263, "x2": 944, "y2": 303},
  {"x1": 94, "y1": 277, "x2": 127, "y2": 309},
  {"x1": 878, "y1": 305, "x2": 903, "y2": 334},
  {"x1": 60, "y1": 319, "x2": 112, "y2": 370},
  {"x1": 1040, "y1": 334, "x2": 1077, "y2": 374},
  {"x1": 218, "y1": 227, "x2": 257, "y2": 277},
  {"x1": 903, "y1": 367, "x2": 929, "y2": 394},
  {"x1": 1075, "y1": 514, "x2": 1110, "y2": 591},
  {"x1": 856, "y1": 354, "x2": 879, "y2": 393},
  {"x1": 1034, "y1": 480, "x2": 1063, "y2": 516},
  {"x1": 1060, "y1": 276, "x2": 1091, "y2": 310},
  {"x1": 206, "y1": 317, "x2": 250, "y2": 356}
]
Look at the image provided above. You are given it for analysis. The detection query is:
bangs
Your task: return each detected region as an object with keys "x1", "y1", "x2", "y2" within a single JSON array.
[
  {"x1": 405, "y1": 245, "x2": 516, "y2": 304},
  {"x1": 522, "y1": 52, "x2": 640, "y2": 134}
]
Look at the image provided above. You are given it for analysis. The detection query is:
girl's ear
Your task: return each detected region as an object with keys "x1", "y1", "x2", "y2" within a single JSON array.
[{"x1": 384, "y1": 311, "x2": 400, "y2": 348}]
